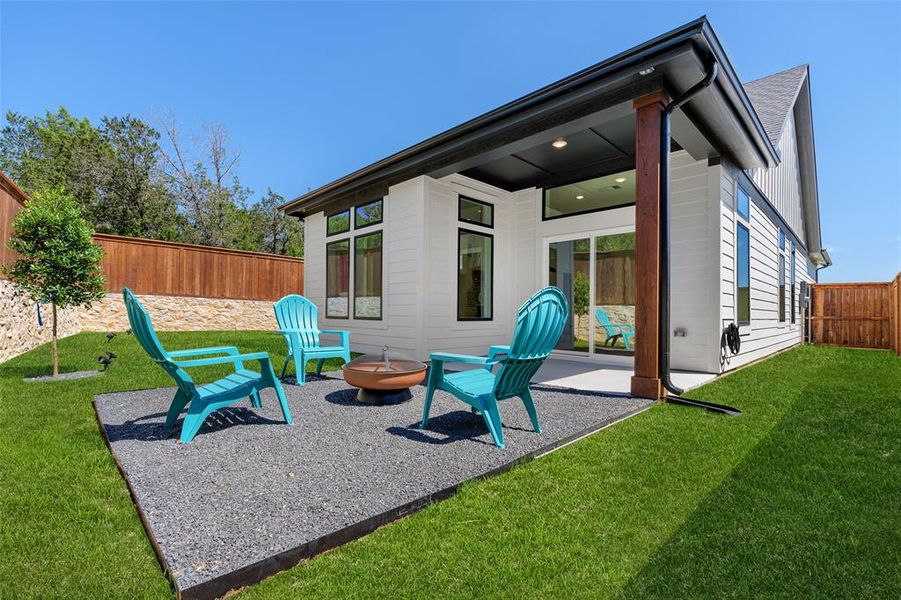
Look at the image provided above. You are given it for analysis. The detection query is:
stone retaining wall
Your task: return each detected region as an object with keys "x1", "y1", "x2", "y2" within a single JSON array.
[
  {"x1": 0, "y1": 280, "x2": 81, "y2": 364},
  {"x1": 0, "y1": 282, "x2": 277, "y2": 363}
]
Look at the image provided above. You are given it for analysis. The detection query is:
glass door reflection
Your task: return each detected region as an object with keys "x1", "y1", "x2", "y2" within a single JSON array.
[
  {"x1": 548, "y1": 238, "x2": 590, "y2": 352},
  {"x1": 593, "y1": 232, "x2": 636, "y2": 354}
]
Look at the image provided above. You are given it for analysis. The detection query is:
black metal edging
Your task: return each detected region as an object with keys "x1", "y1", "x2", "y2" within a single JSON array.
[{"x1": 95, "y1": 395, "x2": 651, "y2": 600}]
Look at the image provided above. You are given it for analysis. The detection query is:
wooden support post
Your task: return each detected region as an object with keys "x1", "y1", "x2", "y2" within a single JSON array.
[{"x1": 630, "y1": 91, "x2": 667, "y2": 400}]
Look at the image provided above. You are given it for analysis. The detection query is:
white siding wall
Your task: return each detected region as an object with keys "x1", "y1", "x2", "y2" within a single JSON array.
[
  {"x1": 748, "y1": 111, "x2": 805, "y2": 244},
  {"x1": 718, "y1": 166, "x2": 813, "y2": 371},
  {"x1": 304, "y1": 177, "x2": 427, "y2": 358},
  {"x1": 423, "y1": 175, "x2": 517, "y2": 357},
  {"x1": 669, "y1": 151, "x2": 720, "y2": 372}
]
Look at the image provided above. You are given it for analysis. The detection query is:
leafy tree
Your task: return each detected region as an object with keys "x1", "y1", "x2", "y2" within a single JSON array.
[
  {"x1": 0, "y1": 108, "x2": 110, "y2": 216},
  {"x1": 573, "y1": 271, "x2": 590, "y2": 317},
  {"x1": 96, "y1": 115, "x2": 181, "y2": 239},
  {"x1": 255, "y1": 188, "x2": 303, "y2": 257},
  {"x1": 4, "y1": 188, "x2": 105, "y2": 377}
]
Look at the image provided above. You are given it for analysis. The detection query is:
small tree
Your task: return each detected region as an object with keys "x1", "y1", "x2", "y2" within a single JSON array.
[{"x1": 4, "y1": 188, "x2": 105, "y2": 376}]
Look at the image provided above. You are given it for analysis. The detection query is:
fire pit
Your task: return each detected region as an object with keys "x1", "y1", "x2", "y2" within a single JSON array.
[{"x1": 341, "y1": 347, "x2": 427, "y2": 405}]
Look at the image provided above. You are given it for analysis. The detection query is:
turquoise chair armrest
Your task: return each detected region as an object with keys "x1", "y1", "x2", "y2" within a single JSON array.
[
  {"x1": 429, "y1": 352, "x2": 500, "y2": 366},
  {"x1": 168, "y1": 346, "x2": 240, "y2": 358},
  {"x1": 171, "y1": 352, "x2": 271, "y2": 369},
  {"x1": 487, "y1": 345, "x2": 510, "y2": 358}
]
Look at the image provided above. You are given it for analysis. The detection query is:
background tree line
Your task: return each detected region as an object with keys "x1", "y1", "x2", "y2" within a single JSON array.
[{"x1": 0, "y1": 107, "x2": 303, "y2": 257}]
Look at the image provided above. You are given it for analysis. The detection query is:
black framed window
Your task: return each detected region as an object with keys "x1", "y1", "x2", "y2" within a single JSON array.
[
  {"x1": 354, "y1": 199, "x2": 383, "y2": 230},
  {"x1": 457, "y1": 229, "x2": 493, "y2": 321},
  {"x1": 326, "y1": 239, "x2": 350, "y2": 318},
  {"x1": 353, "y1": 231, "x2": 382, "y2": 320},
  {"x1": 543, "y1": 169, "x2": 635, "y2": 220},
  {"x1": 458, "y1": 195, "x2": 494, "y2": 228},
  {"x1": 737, "y1": 187, "x2": 750, "y2": 220},
  {"x1": 790, "y1": 244, "x2": 797, "y2": 324},
  {"x1": 736, "y1": 223, "x2": 750, "y2": 326},
  {"x1": 778, "y1": 253, "x2": 786, "y2": 323},
  {"x1": 327, "y1": 210, "x2": 350, "y2": 236}
]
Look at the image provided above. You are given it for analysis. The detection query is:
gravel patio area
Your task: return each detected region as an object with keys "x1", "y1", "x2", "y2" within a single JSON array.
[{"x1": 94, "y1": 375, "x2": 651, "y2": 599}]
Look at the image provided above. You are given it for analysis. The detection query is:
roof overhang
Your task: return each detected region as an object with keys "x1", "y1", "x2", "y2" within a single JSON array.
[
  {"x1": 283, "y1": 16, "x2": 780, "y2": 217},
  {"x1": 791, "y1": 71, "x2": 824, "y2": 257}
]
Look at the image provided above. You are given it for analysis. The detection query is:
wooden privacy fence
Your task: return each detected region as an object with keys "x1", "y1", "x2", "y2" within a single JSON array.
[
  {"x1": 94, "y1": 235, "x2": 304, "y2": 301},
  {"x1": 1, "y1": 172, "x2": 304, "y2": 302},
  {"x1": 810, "y1": 274, "x2": 901, "y2": 355}
]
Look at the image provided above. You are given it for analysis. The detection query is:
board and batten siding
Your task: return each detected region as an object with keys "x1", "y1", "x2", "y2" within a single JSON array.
[
  {"x1": 304, "y1": 177, "x2": 426, "y2": 358},
  {"x1": 718, "y1": 165, "x2": 813, "y2": 370},
  {"x1": 748, "y1": 111, "x2": 805, "y2": 244}
]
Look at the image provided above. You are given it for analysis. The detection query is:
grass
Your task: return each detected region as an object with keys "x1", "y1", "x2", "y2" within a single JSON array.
[{"x1": 1, "y1": 334, "x2": 898, "y2": 598}]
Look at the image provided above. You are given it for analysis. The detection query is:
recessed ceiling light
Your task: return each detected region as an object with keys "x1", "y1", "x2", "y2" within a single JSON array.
[
  {"x1": 552, "y1": 138, "x2": 567, "y2": 149},
  {"x1": 615, "y1": 177, "x2": 626, "y2": 183},
  {"x1": 576, "y1": 195, "x2": 584, "y2": 200},
  {"x1": 639, "y1": 66, "x2": 655, "y2": 76}
]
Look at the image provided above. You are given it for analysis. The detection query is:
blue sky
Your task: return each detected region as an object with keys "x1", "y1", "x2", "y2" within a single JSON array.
[{"x1": 1, "y1": 1, "x2": 899, "y2": 282}]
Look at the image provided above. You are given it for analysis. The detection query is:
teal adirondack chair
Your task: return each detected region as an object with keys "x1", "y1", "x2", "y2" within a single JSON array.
[
  {"x1": 421, "y1": 287, "x2": 568, "y2": 449},
  {"x1": 595, "y1": 307, "x2": 635, "y2": 350},
  {"x1": 273, "y1": 294, "x2": 351, "y2": 384},
  {"x1": 123, "y1": 288, "x2": 292, "y2": 443}
]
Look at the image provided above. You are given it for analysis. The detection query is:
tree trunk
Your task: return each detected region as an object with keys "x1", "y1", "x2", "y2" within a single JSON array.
[{"x1": 52, "y1": 302, "x2": 59, "y2": 377}]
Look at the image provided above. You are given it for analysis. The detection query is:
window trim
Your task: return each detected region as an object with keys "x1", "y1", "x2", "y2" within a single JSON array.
[
  {"x1": 735, "y1": 222, "x2": 751, "y2": 327},
  {"x1": 456, "y1": 227, "x2": 494, "y2": 322},
  {"x1": 352, "y1": 230, "x2": 383, "y2": 321},
  {"x1": 737, "y1": 186, "x2": 751, "y2": 220},
  {"x1": 778, "y1": 252, "x2": 786, "y2": 324},
  {"x1": 325, "y1": 238, "x2": 350, "y2": 319},
  {"x1": 541, "y1": 167, "x2": 637, "y2": 222},
  {"x1": 790, "y1": 244, "x2": 797, "y2": 325},
  {"x1": 353, "y1": 198, "x2": 383, "y2": 231},
  {"x1": 326, "y1": 209, "x2": 351, "y2": 237},
  {"x1": 457, "y1": 195, "x2": 495, "y2": 228}
]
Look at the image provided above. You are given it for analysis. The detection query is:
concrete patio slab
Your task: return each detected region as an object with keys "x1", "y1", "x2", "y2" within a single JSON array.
[{"x1": 94, "y1": 376, "x2": 651, "y2": 599}]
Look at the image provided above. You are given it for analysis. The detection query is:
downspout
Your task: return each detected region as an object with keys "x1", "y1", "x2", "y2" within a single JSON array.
[{"x1": 658, "y1": 59, "x2": 741, "y2": 416}]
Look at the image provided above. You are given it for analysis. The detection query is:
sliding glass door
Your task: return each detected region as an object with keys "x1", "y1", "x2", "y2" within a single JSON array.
[{"x1": 546, "y1": 230, "x2": 636, "y2": 359}]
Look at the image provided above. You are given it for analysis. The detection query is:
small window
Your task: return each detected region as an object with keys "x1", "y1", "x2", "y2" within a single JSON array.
[
  {"x1": 457, "y1": 229, "x2": 493, "y2": 320},
  {"x1": 326, "y1": 240, "x2": 350, "y2": 318},
  {"x1": 737, "y1": 187, "x2": 750, "y2": 220},
  {"x1": 354, "y1": 199, "x2": 383, "y2": 229},
  {"x1": 354, "y1": 231, "x2": 382, "y2": 320},
  {"x1": 790, "y1": 245, "x2": 797, "y2": 324},
  {"x1": 736, "y1": 223, "x2": 750, "y2": 325},
  {"x1": 458, "y1": 195, "x2": 494, "y2": 228},
  {"x1": 778, "y1": 229, "x2": 785, "y2": 250},
  {"x1": 778, "y1": 253, "x2": 786, "y2": 323},
  {"x1": 327, "y1": 210, "x2": 350, "y2": 236},
  {"x1": 544, "y1": 169, "x2": 635, "y2": 220}
]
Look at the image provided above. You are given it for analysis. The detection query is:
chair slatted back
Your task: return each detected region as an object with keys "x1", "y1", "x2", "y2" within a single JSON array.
[
  {"x1": 595, "y1": 307, "x2": 613, "y2": 327},
  {"x1": 274, "y1": 295, "x2": 321, "y2": 353},
  {"x1": 123, "y1": 288, "x2": 196, "y2": 394},
  {"x1": 494, "y1": 287, "x2": 568, "y2": 400}
]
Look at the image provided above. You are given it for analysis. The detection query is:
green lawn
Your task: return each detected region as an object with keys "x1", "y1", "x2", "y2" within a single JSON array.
[{"x1": 1, "y1": 334, "x2": 898, "y2": 598}]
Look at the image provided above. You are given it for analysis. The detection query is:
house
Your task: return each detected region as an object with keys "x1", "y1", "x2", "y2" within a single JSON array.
[{"x1": 282, "y1": 17, "x2": 830, "y2": 399}]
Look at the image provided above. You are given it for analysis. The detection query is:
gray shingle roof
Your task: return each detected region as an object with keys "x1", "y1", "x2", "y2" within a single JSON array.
[{"x1": 743, "y1": 65, "x2": 808, "y2": 145}]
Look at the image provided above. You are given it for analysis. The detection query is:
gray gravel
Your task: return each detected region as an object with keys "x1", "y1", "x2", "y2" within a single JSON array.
[{"x1": 94, "y1": 375, "x2": 650, "y2": 596}]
